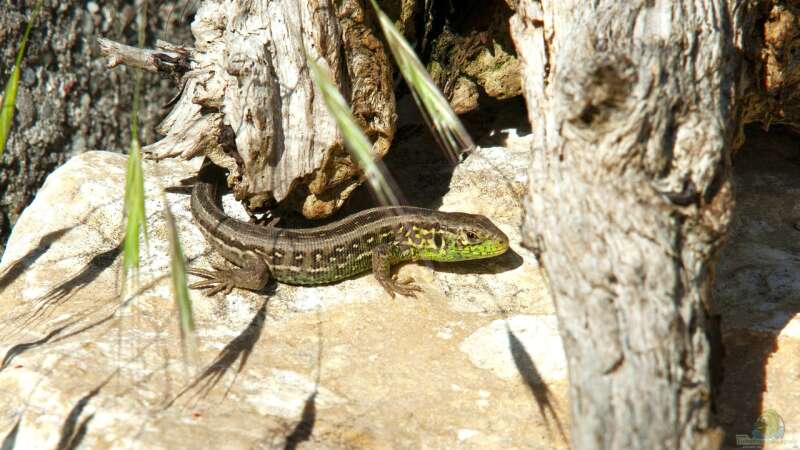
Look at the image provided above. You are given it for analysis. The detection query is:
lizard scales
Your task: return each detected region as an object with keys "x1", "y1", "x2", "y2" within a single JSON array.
[{"x1": 189, "y1": 167, "x2": 510, "y2": 297}]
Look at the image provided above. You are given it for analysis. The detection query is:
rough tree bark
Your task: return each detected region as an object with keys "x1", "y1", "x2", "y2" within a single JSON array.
[
  {"x1": 0, "y1": 0, "x2": 193, "y2": 250},
  {"x1": 509, "y1": 0, "x2": 799, "y2": 448}
]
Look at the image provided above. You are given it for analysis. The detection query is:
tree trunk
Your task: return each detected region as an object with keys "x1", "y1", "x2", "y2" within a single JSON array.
[{"x1": 510, "y1": 1, "x2": 742, "y2": 448}]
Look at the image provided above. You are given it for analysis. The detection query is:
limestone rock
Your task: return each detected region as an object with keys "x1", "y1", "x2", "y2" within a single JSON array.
[
  {"x1": 713, "y1": 127, "x2": 800, "y2": 447},
  {"x1": 5, "y1": 120, "x2": 799, "y2": 448},
  {"x1": 0, "y1": 132, "x2": 567, "y2": 447}
]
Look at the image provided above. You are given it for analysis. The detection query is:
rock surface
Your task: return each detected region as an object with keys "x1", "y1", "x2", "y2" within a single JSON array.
[
  {"x1": 0, "y1": 127, "x2": 568, "y2": 448},
  {"x1": 713, "y1": 127, "x2": 800, "y2": 448},
  {"x1": 4, "y1": 119, "x2": 798, "y2": 448}
]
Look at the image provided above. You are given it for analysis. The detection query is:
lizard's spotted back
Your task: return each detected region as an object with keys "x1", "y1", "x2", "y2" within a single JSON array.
[{"x1": 189, "y1": 164, "x2": 509, "y2": 297}]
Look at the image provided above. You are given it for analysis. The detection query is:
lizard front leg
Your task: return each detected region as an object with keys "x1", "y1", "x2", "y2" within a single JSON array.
[
  {"x1": 372, "y1": 243, "x2": 423, "y2": 298},
  {"x1": 188, "y1": 253, "x2": 271, "y2": 297}
]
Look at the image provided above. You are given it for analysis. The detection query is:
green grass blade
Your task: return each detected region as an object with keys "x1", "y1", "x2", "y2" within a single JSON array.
[
  {"x1": 307, "y1": 54, "x2": 400, "y2": 206},
  {"x1": 369, "y1": 0, "x2": 474, "y2": 163},
  {"x1": 0, "y1": 0, "x2": 43, "y2": 158},
  {"x1": 122, "y1": 138, "x2": 147, "y2": 281},
  {"x1": 162, "y1": 196, "x2": 195, "y2": 344},
  {"x1": 119, "y1": 0, "x2": 195, "y2": 354},
  {"x1": 154, "y1": 0, "x2": 194, "y2": 346},
  {"x1": 122, "y1": 0, "x2": 149, "y2": 284}
]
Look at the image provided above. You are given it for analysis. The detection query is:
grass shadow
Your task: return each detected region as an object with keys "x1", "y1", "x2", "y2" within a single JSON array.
[
  {"x1": 0, "y1": 274, "x2": 170, "y2": 376},
  {"x1": 3, "y1": 241, "x2": 122, "y2": 339},
  {"x1": 0, "y1": 418, "x2": 20, "y2": 450},
  {"x1": 283, "y1": 391, "x2": 317, "y2": 450},
  {"x1": 164, "y1": 298, "x2": 270, "y2": 409},
  {"x1": 0, "y1": 226, "x2": 75, "y2": 293},
  {"x1": 55, "y1": 377, "x2": 109, "y2": 450},
  {"x1": 1, "y1": 324, "x2": 68, "y2": 371},
  {"x1": 506, "y1": 325, "x2": 567, "y2": 442}
]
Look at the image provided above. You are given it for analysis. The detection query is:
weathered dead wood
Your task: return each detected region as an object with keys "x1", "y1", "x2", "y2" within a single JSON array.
[
  {"x1": 510, "y1": 1, "x2": 742, "y2": 448},
  {"x1": 101, "y1": 0, "x2": 394, "y2": 219},
  {"x1": 99, "y1": 0, "x2": 530, "y2": 218},
  {"x1": 425, "y1": 0, "x2": 521, "y2": 113},
  {"x1": 737, "y1": 2, "x2": 800, "y2": 133},
  {"x1": 375, "y1": 0, "x2": 523, "y2": 113}
]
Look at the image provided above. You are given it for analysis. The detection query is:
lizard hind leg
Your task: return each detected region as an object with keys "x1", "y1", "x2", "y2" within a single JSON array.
[{"x1": 188, "y1": 257, "x2": 271, "y2": 297}]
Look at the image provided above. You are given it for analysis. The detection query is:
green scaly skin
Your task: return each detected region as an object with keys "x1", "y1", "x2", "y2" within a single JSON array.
[{"x1": 188, "y1": 166, "x2": 510, "y2": 298}]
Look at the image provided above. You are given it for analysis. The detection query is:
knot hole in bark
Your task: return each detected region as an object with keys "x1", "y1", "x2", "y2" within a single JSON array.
[{"x1": 570, "y1": 56, "x2": 637, "y2": 130}]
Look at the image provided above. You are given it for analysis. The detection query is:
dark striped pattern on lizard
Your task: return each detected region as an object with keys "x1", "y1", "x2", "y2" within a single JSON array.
[{"x1": 189, "y1": 166, "x2": 510, "y2": 297}]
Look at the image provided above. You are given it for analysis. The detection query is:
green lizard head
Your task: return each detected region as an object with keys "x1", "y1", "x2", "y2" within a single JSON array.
[{"x1": 417, "y1": 212, "x2": 510, "y2": 262}]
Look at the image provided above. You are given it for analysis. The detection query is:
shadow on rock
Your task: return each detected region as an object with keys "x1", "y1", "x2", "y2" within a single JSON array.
[
  {"x1": 0, "y1": 306, "x2": 118, "y2": 374},
  {"x1": 165, "y1": 299, "x2": 269, "y2": 409},
  {"x1": 4, "y1": 242, "x2": 122, "y2": 339},
  {"x1": 506, "y1": 325, "x2": 567, "y2": 442},
  {"x1": 714, "y1": 126, "x2": 800, "y2": 448},
  {"x1": 283, "y1": 391, "x2": 317, "y2": 450},
  {"x1": 0, "y1": 274, "x2": 170, "y2": 375},
  {"x1": 0, "y1": 203, "x2": 115, "y2": 297},
  {"x1": 55, "y1": 378, "x2": 109, "y2": 450},
  {"x1": 1, "y1": 325, "x2": 69, "y2": 371},
  {"x1": 343, "y1": 94, "x2": 530, "y2": 213},
  {"x1": 0, "y1": 226, "x2": 75, "y2": 293},
  {"x1": 716, "y1": 329, "x2": 776, "y2": 449},
  {"x1": 1, "y1": 417, "x2": 20, "y2": 450}
]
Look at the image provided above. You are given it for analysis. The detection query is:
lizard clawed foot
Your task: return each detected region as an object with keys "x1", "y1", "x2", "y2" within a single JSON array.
[
  {"x1": 380, "y1": 275, "x2": 423, "y2": 299},
  {"x1": 188, "y1": 258, "x2": 271, "y2": 297},
  {"x1": 188, "y1": 266, "x2": 239, "y2": 297}
]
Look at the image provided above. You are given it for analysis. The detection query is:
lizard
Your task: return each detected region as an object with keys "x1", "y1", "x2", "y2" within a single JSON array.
[{"x1": 188, "y1": 164, "x2": 510, "y2": 298}]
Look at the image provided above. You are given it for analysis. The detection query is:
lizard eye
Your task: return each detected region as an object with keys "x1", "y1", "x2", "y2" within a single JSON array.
[{"x1": 465, "y1": 231, "x2": 480, "y2": 242}]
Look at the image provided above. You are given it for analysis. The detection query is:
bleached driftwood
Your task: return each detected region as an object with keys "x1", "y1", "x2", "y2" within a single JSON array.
[{"x1": 101, "y1": 0, "x2": 394, "y2": 218}]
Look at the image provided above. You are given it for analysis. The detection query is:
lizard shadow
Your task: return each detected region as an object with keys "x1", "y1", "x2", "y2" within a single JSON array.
[{"x1": 429, "y1": 246, "x2": 524, "y2": 275}]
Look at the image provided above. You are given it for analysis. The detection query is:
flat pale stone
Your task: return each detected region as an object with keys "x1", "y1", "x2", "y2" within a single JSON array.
[
  {"x1": 779, "y1": 317, "x2": 800, "y2": 339},
  {"x1": 459, "y1": 315, "x2": 567, "y2": 384},
  {"x1": 0, "y1": 134, "x2": 566, "y2": 448}
]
